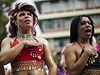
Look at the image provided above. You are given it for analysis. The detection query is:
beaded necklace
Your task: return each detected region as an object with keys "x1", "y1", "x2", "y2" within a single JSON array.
[{"x1": 17, "y1": 33, "x2": 34, "y2": 41}]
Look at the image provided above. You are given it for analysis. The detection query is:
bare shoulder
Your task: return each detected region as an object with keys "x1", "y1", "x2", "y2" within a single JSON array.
[
  {"x1": 64, "y1": 43, "x2": 76, "y2": 53},
  {"x1": 1, "y1": 37, "x2": 10, "y2": 44},
  {"x1": 1, "y1": 37, "x2": 16, "y2": 47},
  {"x1": 2, "y1": 37, "x2": 14, "y2": 43}
]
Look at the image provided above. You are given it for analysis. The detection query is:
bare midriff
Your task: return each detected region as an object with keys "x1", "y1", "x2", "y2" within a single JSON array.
[{"x1": 11, "y1": 40, "x2": 45, "y2": 75}]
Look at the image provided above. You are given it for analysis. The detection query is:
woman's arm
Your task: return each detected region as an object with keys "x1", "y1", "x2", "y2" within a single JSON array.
[
  {"x1": 64, "y1": 43, "x2": 90, "y2": 75},
  {"x1": 0, "y1": 37, "x2": 45, "y2": 65},
  {"x1": 42, "y1": 38, "x2": 57, "y2": 75},
  {"x1": 0, "y1": 37, "x2": 25, "y2": 65}
]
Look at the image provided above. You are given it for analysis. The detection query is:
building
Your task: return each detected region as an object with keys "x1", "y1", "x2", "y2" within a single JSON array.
[{"x1": 34, "y1": 0, "x2": 100, "y2": 51}]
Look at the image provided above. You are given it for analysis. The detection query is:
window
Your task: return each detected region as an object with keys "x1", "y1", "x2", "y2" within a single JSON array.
[
  {"x1": 95, "y1": 0, "x2": 100, "y2": 7},
  {"x1": 42, "y1": 20, "x2": 55, "y2": 30}
]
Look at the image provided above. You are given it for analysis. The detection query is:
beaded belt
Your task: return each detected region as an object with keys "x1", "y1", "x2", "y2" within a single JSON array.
[
  {"x1": 11, "y1": 60, "x2": 44, "y2": 73},
  {"x1": 80, "y1": 68, "x2": 100, "y2": 75}
]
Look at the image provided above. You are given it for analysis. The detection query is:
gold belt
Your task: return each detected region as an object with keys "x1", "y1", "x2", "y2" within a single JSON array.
[
  {"x1": 11, "y1": 60, "x2": 44, "y2": 72},
  {"x1": 15, "y1": 66, "x2": 44, "y2": 71},
  {"x1": 80, "y1": 68, "x2": 100, "y2": 75}
]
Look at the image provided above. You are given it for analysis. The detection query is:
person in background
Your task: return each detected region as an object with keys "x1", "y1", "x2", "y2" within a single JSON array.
[
  {"x1": 56, "y1": 52, "x2": 65, "y2": 75},
  {"x1": 0, "y1": 2, "x2": 57, "y2": 75},
  {"x1": 60, "y1": 48, "x2": 69, "y2": 75},
  {"x1": 95, "y1": 38, "x2": 100, "y2": 53},
  {"x1": 64, "y1": 14, "x2": 100, "y2": 75},
  {"x1": 56, "y1": 52, "x2": 61, "y2": 67}
]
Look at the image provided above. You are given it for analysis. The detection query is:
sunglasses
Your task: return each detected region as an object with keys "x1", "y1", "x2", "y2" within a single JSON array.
[{"x1": 80, "y1": 21, "x2": 91, "y2": 25}]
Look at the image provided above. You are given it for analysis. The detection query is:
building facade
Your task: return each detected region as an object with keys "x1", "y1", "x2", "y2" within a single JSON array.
[{"x1": 34, "y1": 0, "x2": 100, "y2": 51}]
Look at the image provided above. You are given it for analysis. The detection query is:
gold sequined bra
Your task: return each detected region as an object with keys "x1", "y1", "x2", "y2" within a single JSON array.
[
  {"x1": 77, "y1": 42, "x2": 100, "y2": 75},
  {"x1": 11, "y1": 40, "x2": 44, "y2": 73}
]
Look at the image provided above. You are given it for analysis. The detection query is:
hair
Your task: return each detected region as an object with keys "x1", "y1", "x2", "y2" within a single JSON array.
[
  {"x1": 70, "y1": 15, "x2": 94, "y2": 45},
  {"x1": 7, "y1": 2, "x2": 38, "y2": 37},
  {"x1": 56, "y1": 52, "x2": 61, "y2": 56}
]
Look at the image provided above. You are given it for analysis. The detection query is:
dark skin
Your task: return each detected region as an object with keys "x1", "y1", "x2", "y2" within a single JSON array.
[{"x1": 64, "y1": 17, "x2": 98, "y2": 75}]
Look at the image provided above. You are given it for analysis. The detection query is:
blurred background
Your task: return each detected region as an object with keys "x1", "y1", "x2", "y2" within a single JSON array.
[{"x1": 0, "y1": 0, "x2": 100, "y2": 72}]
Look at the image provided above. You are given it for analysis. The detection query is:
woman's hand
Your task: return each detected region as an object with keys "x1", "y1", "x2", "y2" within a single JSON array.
[
  {"x1": 22, "y1": 40, "x2": 41, "y2": 47},
  {"x1": 84, "y1": 46, "x2": 98, "y2": 57}
]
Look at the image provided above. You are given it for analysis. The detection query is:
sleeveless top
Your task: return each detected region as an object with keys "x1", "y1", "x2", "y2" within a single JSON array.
[
  {"x1": 11, "y1": 38, "x2": 44, "y2": 73},
  {"x1": 77, "y1": 42, "x2": 100, "y2": 75}
]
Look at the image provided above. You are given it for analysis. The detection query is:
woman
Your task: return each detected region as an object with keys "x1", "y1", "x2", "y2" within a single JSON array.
[
  {"x1": 56, "y1": 52, "x2": 65, "y2": 75},
  {"x1": 0, "y1": 2, "x2": 57, "y2": 75},
  {"x1": 64, "y1": 15, "x2": 100, "y2": 75}
]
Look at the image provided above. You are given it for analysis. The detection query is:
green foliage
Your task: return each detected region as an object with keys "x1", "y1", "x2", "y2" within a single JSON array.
[{"x1": 0, "y1": 0, "x2": 16, "y2": 48}]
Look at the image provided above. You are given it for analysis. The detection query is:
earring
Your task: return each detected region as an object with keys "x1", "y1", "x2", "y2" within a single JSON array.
[{"x1": 12, "y1": 20, "x2": 15, "y2": 23}]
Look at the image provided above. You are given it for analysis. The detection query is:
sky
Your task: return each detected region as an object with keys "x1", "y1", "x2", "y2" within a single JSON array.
[{"x1": 12, "y1": 0, "x2": 42, "y2": 35}]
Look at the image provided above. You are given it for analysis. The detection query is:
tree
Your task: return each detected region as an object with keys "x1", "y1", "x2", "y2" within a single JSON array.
[
  {"x1": 0, "y1": 0, "x2": 16, "y2": 75},
  {"x1": 0, "y1": 0, "x2": 16, "y2": 47}
]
